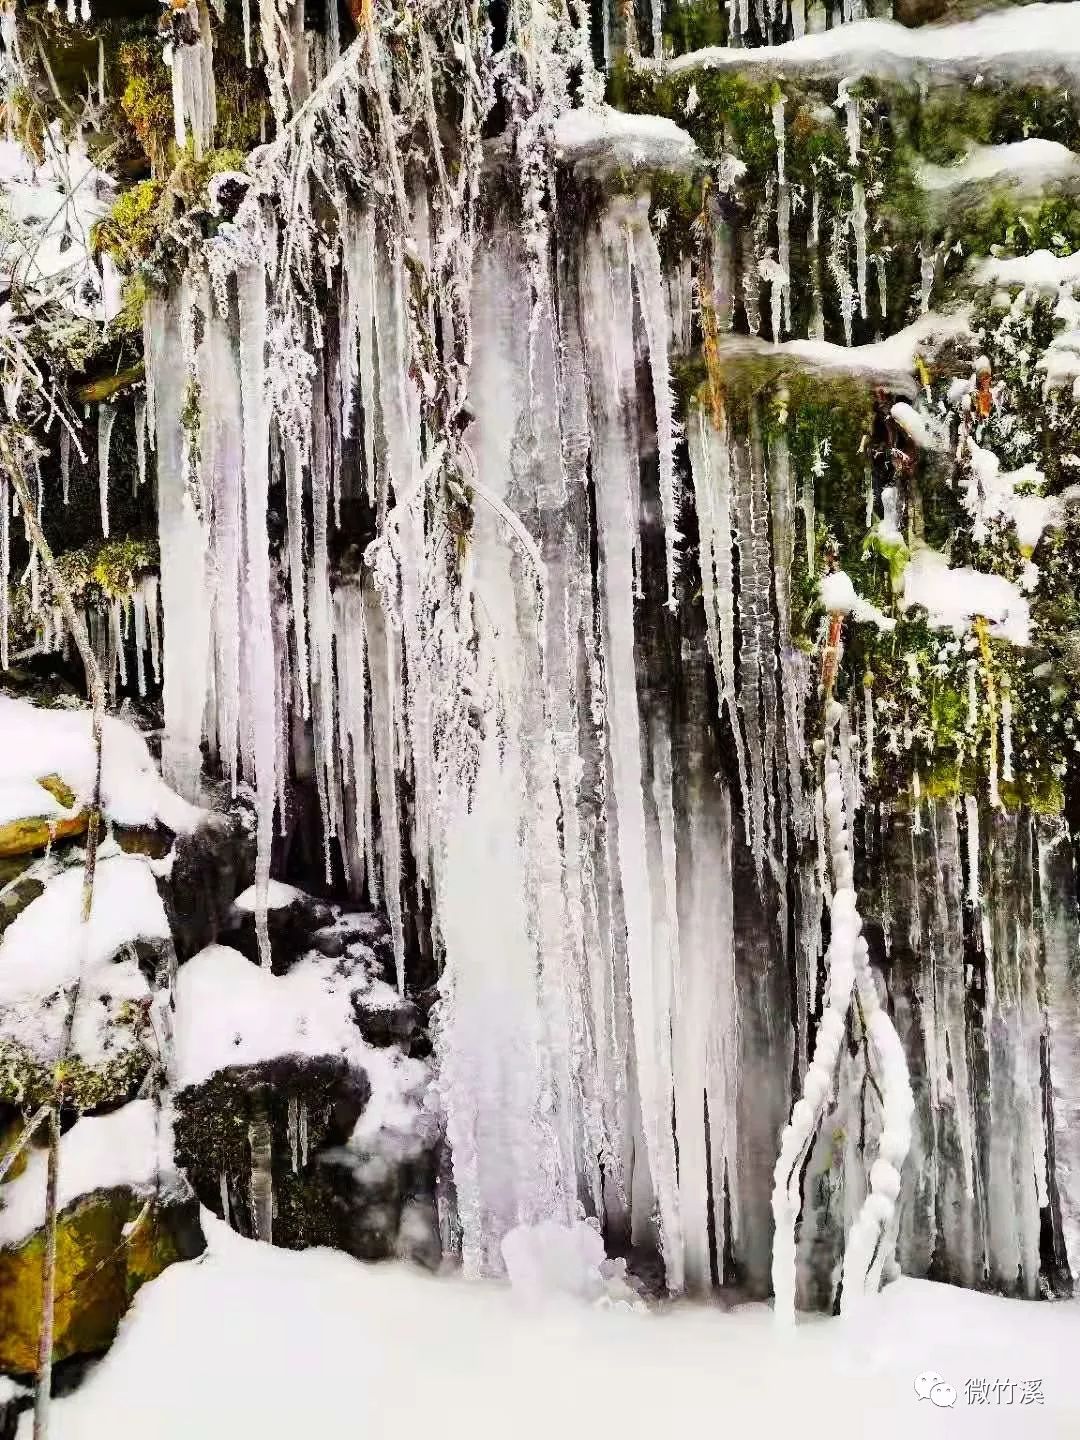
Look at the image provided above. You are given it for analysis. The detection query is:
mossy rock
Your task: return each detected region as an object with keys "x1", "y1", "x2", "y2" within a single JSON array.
[
  {"x1": 0, "y1": 1187, "x2": 203, "y2": 1376},
  {"x1": 0, "y1": 1034, "x2": 155, "y2": 1115},
  {"x1": 0, "y1": 776, "x2": 88, "y2": 861},
  {"x1": 114, "y1": 825, "x2": 172, "y2": 860},
  {"x1": 0, "y1": 872, "x2": 46, "y2": 940},
  {"x1": 173, "y1": 1054, "x2": 371, "y2": 1247}
]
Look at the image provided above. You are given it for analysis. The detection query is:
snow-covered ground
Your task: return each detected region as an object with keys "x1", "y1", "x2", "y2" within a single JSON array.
[{"x1": 31, "y1": 1215, "x2": 1080, "y2": 1439}]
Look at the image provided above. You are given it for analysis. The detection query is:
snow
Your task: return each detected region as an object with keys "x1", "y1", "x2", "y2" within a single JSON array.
[
  {"x1": 500, "y1": 1221, "x2": 641, "y2": 1307},
  {"x1": 0, "y1": 779, "x2": 68, "y2": 829},
  {"x1": 963, "y1": 445, "x2": 1057, "y2": 549},
  {"x1": 0, "y1": 1101, "x2": 158, "y2": 1249},
  {"x1": 172, "y1": 944, "x2": 358, "y2": 1088},
  {"x1": 820, "y1": 570, "x2": 895, "y2": 631},
  {"x1": 552, "y1": 106, "x2": 699, "y2": 175},
  {"x1": 28, "y1": 1214, "x2": 1080, "y2": 1440},
  {"x1": 918, "y1": 140, "x2": 1080, "y2": 207},
  {"x1": 231, "y1": 880, "x2": 305, "y2": 914},
  {"x1": 975, "y1": 250, "x2": 1080, "y2": 291},
  {"x1": 669, "y1": 6, "x2": 1080, "y2": 83},
  {"x1": 0, "y1": 124, "x2": 120, "y2": 322},
  {"x1": 0, "y1": 854, "x2": 169, "y2": 1005},
  {"x1": 891, "y1": 401, "x2": 943, "y2": 452},
  {"x1": 0, "y1": 697, "x2": 201, "y2": 834},
  {"x1": 711, "y1": 310, "x2": 970, "y2": 393},
  {"x1": 902, "y1": 548, "x2": 1031, "y2": 646}
]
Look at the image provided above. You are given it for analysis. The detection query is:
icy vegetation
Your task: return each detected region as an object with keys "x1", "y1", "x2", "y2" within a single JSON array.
[{"x1": 5, "y1": 2, "x2": 1080, "y2": 1427}]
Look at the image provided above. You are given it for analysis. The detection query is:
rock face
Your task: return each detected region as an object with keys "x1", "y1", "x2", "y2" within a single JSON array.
[{"x1": 5, "y1": 5, "x2": 1080, "y2": 1414}]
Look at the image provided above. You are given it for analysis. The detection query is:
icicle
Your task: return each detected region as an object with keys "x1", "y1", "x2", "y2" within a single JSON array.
[
  {"x1": 688, "y1": 406, "x2": 751, "y2": 840},
  {"x1": 60, "y1": 427, "x2": 71, "y2": 505},
  {"x1": 772, "y1": 95, "x2": 790, "y2": 339},
  {"x1": 1001, "y1": 684, "x2": 1013, "y2": 782},
  {"x1": 828, "y1": 217, "x2": 855, "y2": 347},
  {"x1": 964, "y1": 794, "x2": 980, "y2": 909},
  {"x1": 145, "y1": 572, "x2": 161, "y2": 685},
  {"x1": 863, "y1": 679, "x2": 875, "y2": 780},
  {"x1": 288, "y1": 1095, "x2": 299, "y2": 1173},
  {"x1": 237, "y1": 264, "x2": 277, "y2": 970},
  {"x1": 248, "y1": 1105, "x2": 273, "y2": 1243},
  {"x1": 845, "y1": 93, "x2": 868, "y2": 320},
  {"x1": 802, "y1": 466, "x2": 816, "y2": 576},
  {"x1": 132, "y1": 582, "x2": 148, "y2": 696},
  {"x1": 282, "y1": 436, "x2": 310, "y2": 719},
  {"x1": 966, "y1": 659, "x2": 979, "y2": 732},
  {"x1": 626, "y1": 201, "x2": 682, "y2": 609},
  {"x1": 170, "y1": 1, "x2": 217, "y2": 158},
  {"x1": 919, "y1": 243, "x2": 936, "y2": 315},
  {"x1": 219, "y1": 1172, "x2": 231, "y2": 1228},
  {"x1": 110, "y1": 595, "x2": 128, "y2": 691},
  {"x1": 97, "y1": 403, "x2": 115, "y2": 538},
  {"x1": 365, "y1": 591, "x2": 406, "y2": 994},
  {"x1": 809, "y1": 188, "x2": 825, "y2": 343},
  {"x1": 584, "y1": 209, "x2": 683, "y2": 1290},
  {"x1": 148, "y1": 285, "x2": 211, "y2": 799},
  {"x1": 134, "y1": 397, "x2": 147, "y2": 490}
]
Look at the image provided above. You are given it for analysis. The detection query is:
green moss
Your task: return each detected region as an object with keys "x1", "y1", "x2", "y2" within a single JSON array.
[
  {"x1": 48, "y1": 537, "x2": 159, "y2": 608},
  {"x1": 95, "y1": 145, "x2": 249, "y2": 277},
  {"x1": 94, "y1": 178, "x2": 165, "y2": 272},
  {"x1": 0, "y1": 1034, "x2": 153, "y2": 1113}
]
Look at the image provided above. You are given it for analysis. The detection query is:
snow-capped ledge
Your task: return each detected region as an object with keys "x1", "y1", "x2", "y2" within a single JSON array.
[
  {"x1": 708, "y1": 310, "x2": 972, "y2": 394},
  {"x1": 668, "y1": 6, "x2": 1080, "y2": 84},
  {"x1": 552, "y1": 106, "x2": 700, "y2": 178},
  {"x1": 918, "y1": 140, "x2": 1080, "y2": 218}
]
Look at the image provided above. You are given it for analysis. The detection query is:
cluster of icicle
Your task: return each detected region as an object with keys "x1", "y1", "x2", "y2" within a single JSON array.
[
  {"x1": 36, "y1": 574, "x2": 161, "y2": 702},
  {"x1": 699, "y1": 87, "x2": 876, "y2": 348},
  {"x1": 137, "y1": 0, "x2": 917, "y2": 1300},
  {"x1": 145, "y1": 0, "x2": 493, "y2": 977},
  {"x1": 724, "y1": 0, "x2": 885, "y2": 47},
  {"x1": 771, "y1": 687, "x2": 913, "y2": 1320}
]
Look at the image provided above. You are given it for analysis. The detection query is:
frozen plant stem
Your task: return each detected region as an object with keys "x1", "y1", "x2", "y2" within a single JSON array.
[{"x1": 1, "y1": 430, "x2": 106, "y2": 1440}]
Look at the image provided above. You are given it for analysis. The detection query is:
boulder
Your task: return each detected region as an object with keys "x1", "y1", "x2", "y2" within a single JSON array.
[{"x1": 0, "y1": 1187, "x2": 203, "y2": 1374}]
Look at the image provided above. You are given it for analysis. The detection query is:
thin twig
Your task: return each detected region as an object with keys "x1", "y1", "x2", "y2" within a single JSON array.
[{"x1": 0, "y1": 427, "x2": 105, "y2": 1440}]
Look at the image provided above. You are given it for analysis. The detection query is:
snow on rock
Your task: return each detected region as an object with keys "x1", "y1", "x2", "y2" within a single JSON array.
[
  {"x1": 552, "y1": 106, "x2": 700, "y2": 176},
  {"x1": 820, "y1": 571, "x2": 895, "y2": 631},
  {"x1": 27, "y1": 1213, "x2": 1080, "y2": 1440},
  {"x1": 0, "y1": 854, "x2": 169, "y2": 1006},
  {"x1": 890, "y1": 401, "x2": 944, "y2": 452},
  {"x1": 668, "y1": 6, "x2": 1080, "y2": 84},
  {"x1": 918, "y1": 140, "x2": 1080, "y2": 210},
  {"x1": 0, "y1": 779, "x2": 69, "y2": 829},
  {"x1": 711, "y1": 310, "x2": 971, "y2": 394},
  {"x1": 0, "y1": 697, "x2": 201, "y2": 834},
  {"x1": 231, "y1": 880, "x2": 305, "y2": 914},
  {"x1": 173, "y1": 943, "x2": 432, "y2": 1169},
  {"x1": 0, "y1": 1101, "x2": 159, "y2": 1250},
  {"x1": 975, "y1": 249, "x2": 1080, "y2": 292},
  {"x1": 902, "y1": 547, "x2": 1031, "y2": 646},
  {"x1": 0, "y1": 853, "x2": 168, "y2": 1077},
  {"x1": 172, "y1": 944, "x2": 359, "y2": 1088},
  {"x1": 963, "y1": 444, "x2": 1058, "y2": 549}
]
